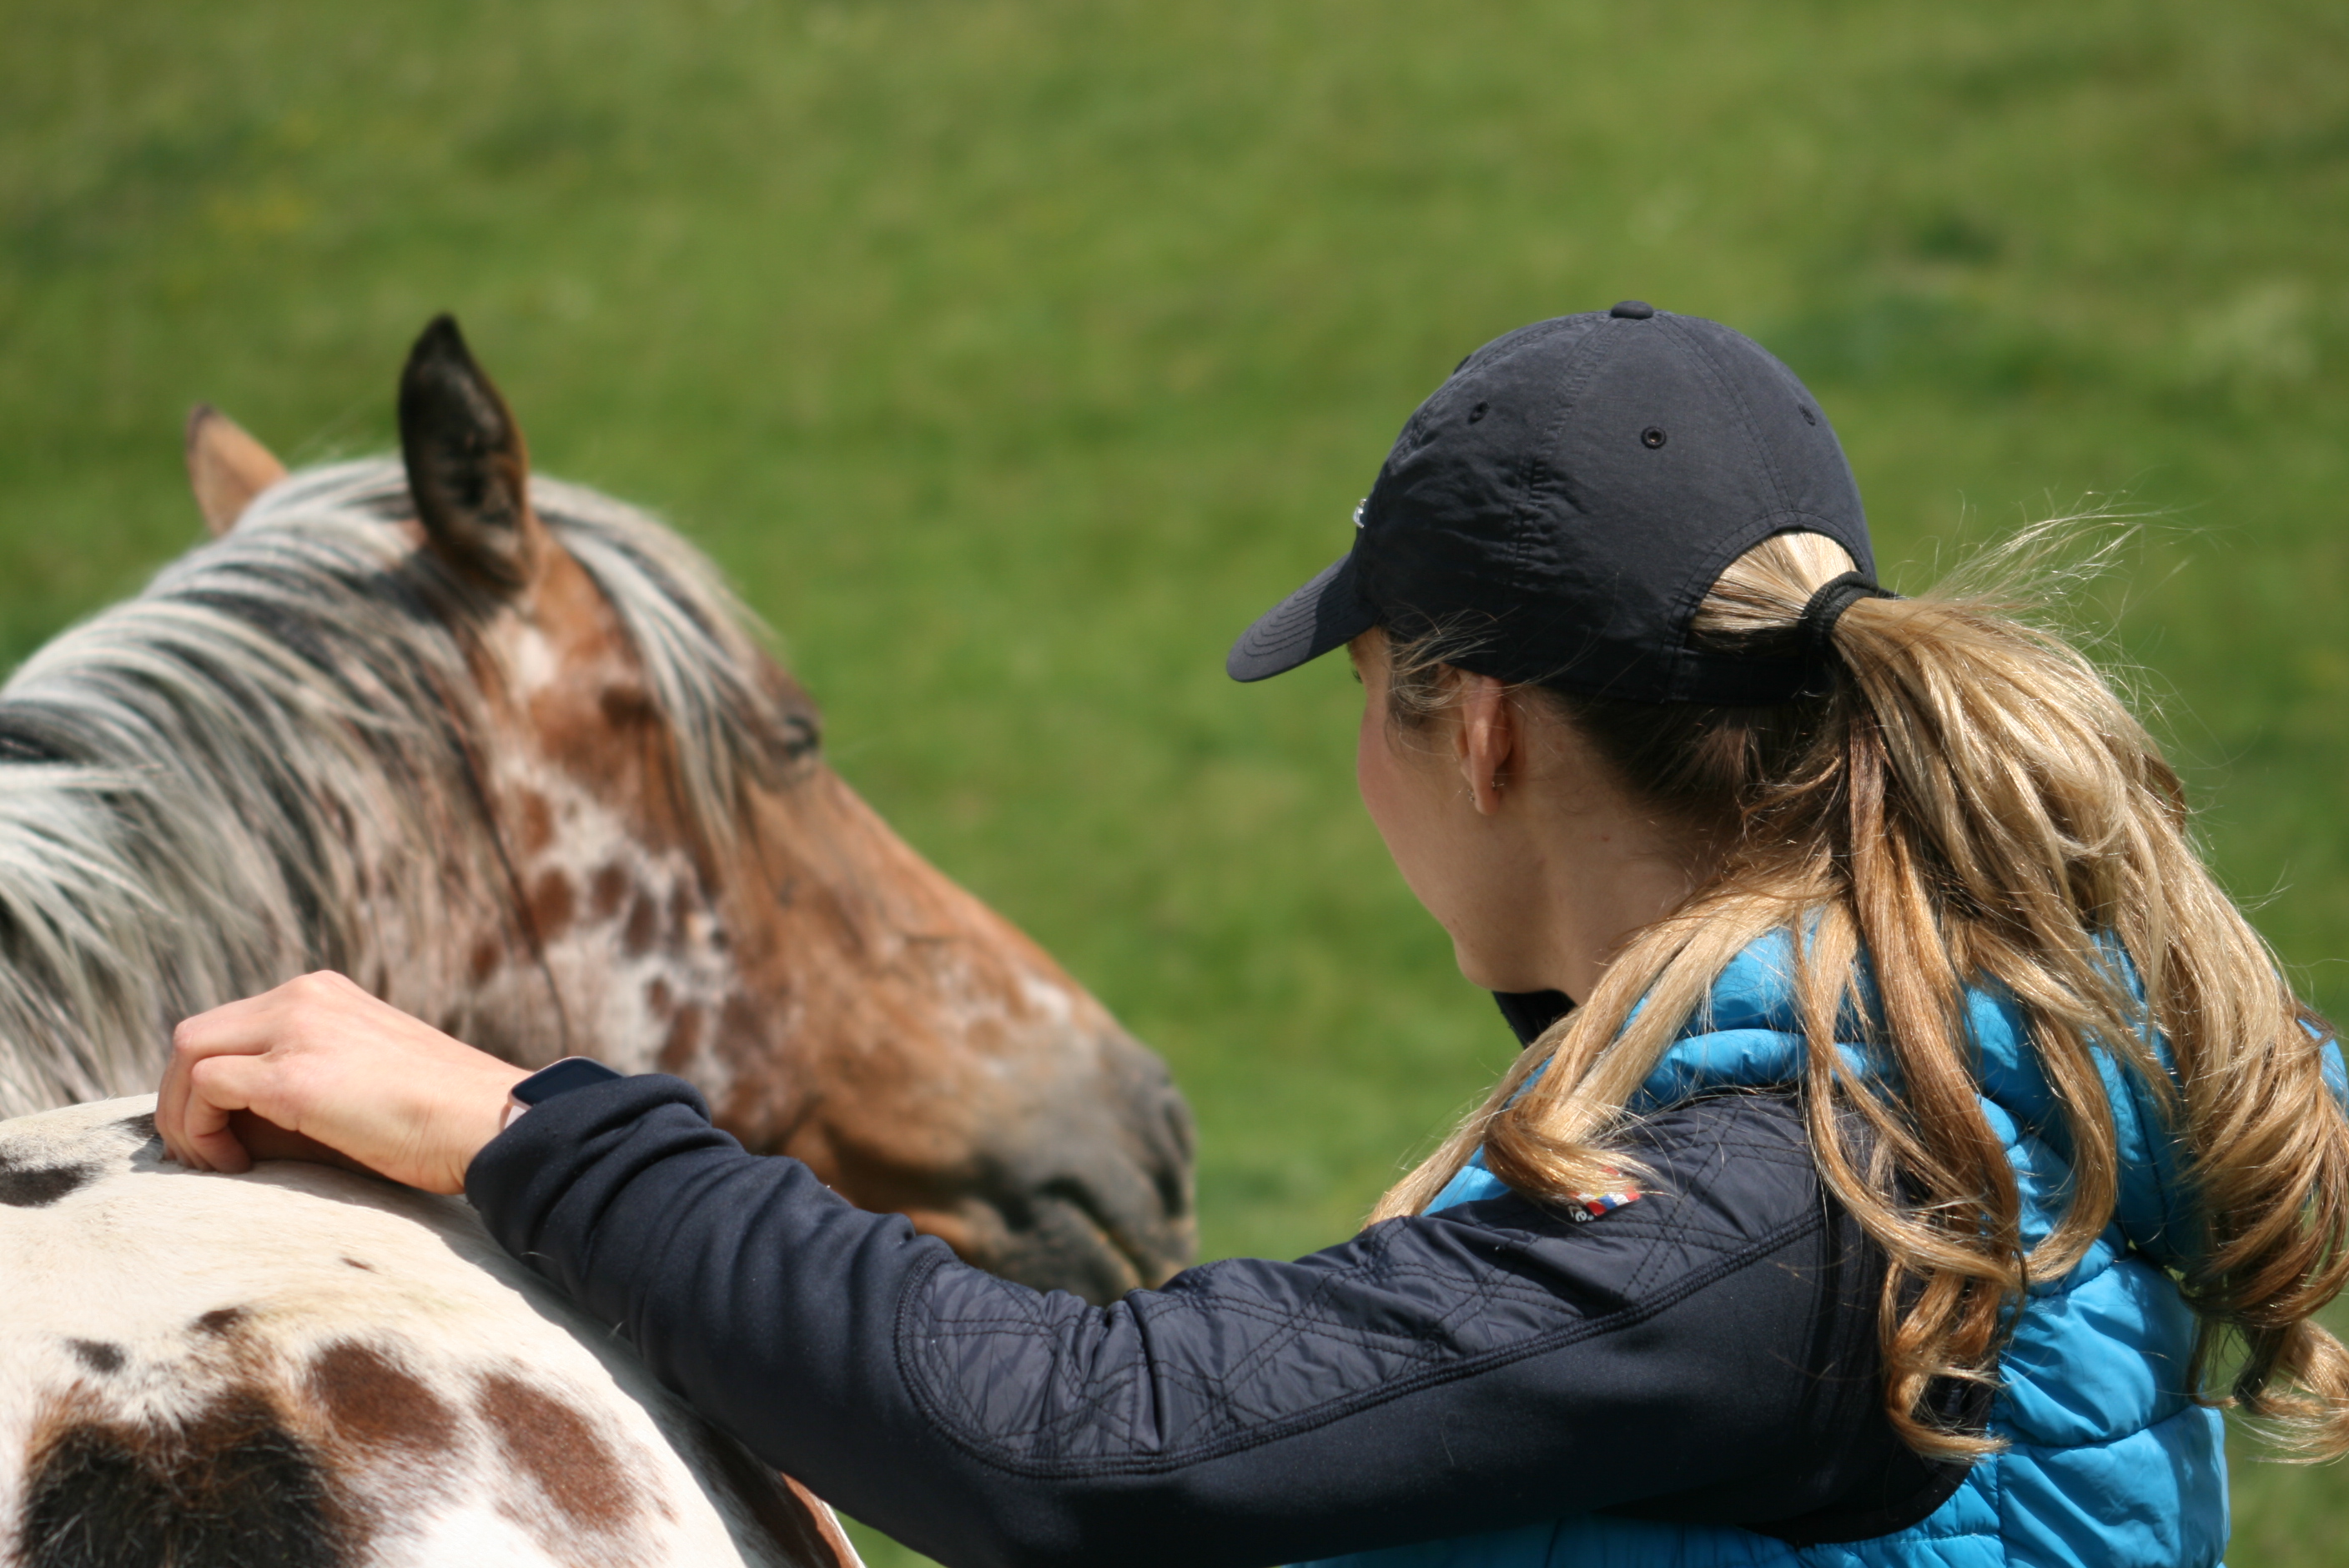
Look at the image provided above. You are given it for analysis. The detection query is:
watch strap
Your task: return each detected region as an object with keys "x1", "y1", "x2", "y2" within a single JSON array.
[{"x1": 501, "y1": 1056, "x2": 625, "y2": 1130}]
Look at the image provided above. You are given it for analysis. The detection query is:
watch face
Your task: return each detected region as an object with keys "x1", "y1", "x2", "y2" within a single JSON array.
[{"x1": 513, "y1": 1056, "x2": 625, "y2": 1108}]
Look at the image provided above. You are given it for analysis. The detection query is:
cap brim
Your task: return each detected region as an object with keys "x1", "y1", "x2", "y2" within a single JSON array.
[{"x1": 1225, "y1": 550, "x2": 1377, "y2": 681}]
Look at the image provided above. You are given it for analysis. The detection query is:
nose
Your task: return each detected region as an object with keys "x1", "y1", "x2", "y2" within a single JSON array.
[{"x1": 973, "y1": 1026, "x2": 1197, "y2": 1303}]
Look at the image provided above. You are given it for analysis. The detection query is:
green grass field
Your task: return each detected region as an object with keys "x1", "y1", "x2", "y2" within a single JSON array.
[{"x1": 5, "y1": 2, "x2": 2346, "y2": 1561}]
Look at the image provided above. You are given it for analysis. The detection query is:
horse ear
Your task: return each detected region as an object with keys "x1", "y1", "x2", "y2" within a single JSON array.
[
  {"x1": 398, "y1": 314, "x2": 546, "y2": 592},
  {"x1": 184, "y1": 405, "x2": 287, "y2": 536}
]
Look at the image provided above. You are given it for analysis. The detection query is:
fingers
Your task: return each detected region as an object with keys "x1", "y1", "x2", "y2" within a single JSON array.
[
  {"x1": 157, "y1": 1040, "x2": 197, "y2": 1167},
  {"x1": 159, "y1": 970, "x2": 530, "y2": 1193},
  {"x1": 161, "y1": 983, "x2": 294, "y2": 1168},
  {"x1": 181, "y1": 1052, "x2": 271, "y2": 1173},
  {"x1": 227, "y1": 1111, "x2": 381, "y2": 1179}
]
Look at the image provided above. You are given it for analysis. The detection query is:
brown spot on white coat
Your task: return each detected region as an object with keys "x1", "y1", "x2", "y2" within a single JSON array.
[
  {"x1": 475, "y1": 1369, "x2": 651, "y2": 1540},
  {"x1": 0, "y1": 1094, "x2": 851, "y2": 1567},
  {"x1": 526, "y1": 869, "x2": 576, "y2": 942},
  {"x1": 307, "y1": 1340, "x2": 459, "y2": 1456}
]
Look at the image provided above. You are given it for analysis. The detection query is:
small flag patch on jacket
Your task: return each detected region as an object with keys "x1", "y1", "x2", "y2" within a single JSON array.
[{"x1": 1565, "y1": 1179, "x2": 1641, "y2": 1222}]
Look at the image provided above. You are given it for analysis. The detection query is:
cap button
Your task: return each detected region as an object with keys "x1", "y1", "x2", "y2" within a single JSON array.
[{"x1": 1609, "y1": 299, "x2": 1656, "y2": 319}]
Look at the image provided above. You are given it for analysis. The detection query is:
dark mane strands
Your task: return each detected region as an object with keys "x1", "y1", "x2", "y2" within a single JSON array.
[{"x1": 0, "y1": 460, "x2": 782, "y2": 1115}]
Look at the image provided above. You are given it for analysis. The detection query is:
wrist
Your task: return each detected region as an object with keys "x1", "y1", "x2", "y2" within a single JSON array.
[
  {"x1": 498, "y1": 1056, "x2": 626, "y2": 1132},
  {"x1": 450, "y1": 1058, "x2": 624, "y2": 1194},
  {"x1": 440, "y1": 1062, "x2": 529, "y2": 1193}
]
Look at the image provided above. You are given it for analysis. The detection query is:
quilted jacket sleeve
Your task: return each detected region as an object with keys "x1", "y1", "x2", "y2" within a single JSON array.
[{"x1": 468, "y1": 1078, "x2": 1924, "y2": 1568}]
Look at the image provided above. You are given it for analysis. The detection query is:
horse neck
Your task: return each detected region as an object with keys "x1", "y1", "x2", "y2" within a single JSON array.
[{"x1": 0, "y1": 504, "x2": 555, "y2": 1113}]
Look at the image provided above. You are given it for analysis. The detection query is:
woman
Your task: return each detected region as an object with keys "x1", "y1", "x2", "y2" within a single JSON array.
[{"x1": 160, "y1": 304, "x2": 2348, "y2": 1568}]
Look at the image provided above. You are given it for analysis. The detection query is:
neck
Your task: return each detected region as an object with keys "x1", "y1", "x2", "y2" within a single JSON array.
[
  {"x1": 1513, "y1": 808, "x2": 1711, "y2": 1004},
  {"x1": 1452, "y1": 712, "x2": 1718, "y2": 1003}
]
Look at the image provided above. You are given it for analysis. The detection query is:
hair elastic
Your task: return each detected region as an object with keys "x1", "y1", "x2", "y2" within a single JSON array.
[{"x1": 1796, "y1": 570, "x2": 1898, "y2": 662}]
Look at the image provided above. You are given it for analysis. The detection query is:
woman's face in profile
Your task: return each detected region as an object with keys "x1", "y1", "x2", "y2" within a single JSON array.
[
  {"x1": 1350, "y1": 627, "x2": 1705, "y2": 1001},
  {"x1": 1350, "y1": 629, "x2": 1517, "y2": 988}
]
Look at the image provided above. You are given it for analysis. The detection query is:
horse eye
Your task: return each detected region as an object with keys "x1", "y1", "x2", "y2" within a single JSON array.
[{"x1": 779, "y1": 711, "x2": 820, "y2": 761}]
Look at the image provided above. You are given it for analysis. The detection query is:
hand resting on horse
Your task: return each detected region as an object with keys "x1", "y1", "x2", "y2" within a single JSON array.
[{"x1": 158, "y1": 969, "x2": 525, "y2": 1194}]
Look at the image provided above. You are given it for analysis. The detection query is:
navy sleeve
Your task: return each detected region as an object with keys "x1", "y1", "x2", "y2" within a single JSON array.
[{"x1": 467, "y1": 1079, "x2": 1938, "y2": 1568}]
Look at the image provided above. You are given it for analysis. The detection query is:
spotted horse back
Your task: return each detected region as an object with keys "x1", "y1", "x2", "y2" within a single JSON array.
[{"x1": 0, "y1": 1097, "x2": 859, "y2": 1568}]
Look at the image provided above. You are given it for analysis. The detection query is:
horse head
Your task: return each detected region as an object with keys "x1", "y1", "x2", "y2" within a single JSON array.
[{"x1": 149, "y1": 319, "x2": 1195, "y2": 1300}]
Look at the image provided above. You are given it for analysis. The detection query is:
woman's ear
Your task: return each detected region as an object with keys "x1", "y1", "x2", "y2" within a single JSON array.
[{"x1": 1455, "y1": 674, "x2": 1516, "y2": 816}]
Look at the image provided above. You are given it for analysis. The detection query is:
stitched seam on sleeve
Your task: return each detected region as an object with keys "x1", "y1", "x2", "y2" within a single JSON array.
[
  {"x1": 900, "y1": 1209, "x2": 1827, "y2": 1480},
  {"x1": 889, "y1": 1243, "x2": 963, "y2": 1427}
]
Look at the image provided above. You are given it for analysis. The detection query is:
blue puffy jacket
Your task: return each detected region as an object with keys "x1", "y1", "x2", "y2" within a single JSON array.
[{"x1": 1312, "y1": 932, "x2": 2239, "y2": 1568}]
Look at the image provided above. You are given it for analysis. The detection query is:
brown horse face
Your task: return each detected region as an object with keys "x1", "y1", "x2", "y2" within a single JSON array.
[
  {"x1": 189, "y1": 319, "x2": 1195, "y2": 1302},
  {"x1": 474, "y1": 571, "x2": 1197, "y2": 1300}
]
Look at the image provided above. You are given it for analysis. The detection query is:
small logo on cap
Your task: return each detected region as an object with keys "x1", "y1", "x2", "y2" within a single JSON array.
[{"x1": 1353, "y1": 499, "x2": 1368, "y2": 530}]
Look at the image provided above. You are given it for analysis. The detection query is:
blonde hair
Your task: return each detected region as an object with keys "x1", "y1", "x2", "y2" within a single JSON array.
[{"x1": 1371, "y1": 527, "x2": 2349, "y2": 1461}]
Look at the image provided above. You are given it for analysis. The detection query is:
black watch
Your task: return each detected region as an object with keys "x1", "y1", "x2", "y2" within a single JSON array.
[{"x1": 501, "y1": 1056, "x2": 625, "y2": 1131}]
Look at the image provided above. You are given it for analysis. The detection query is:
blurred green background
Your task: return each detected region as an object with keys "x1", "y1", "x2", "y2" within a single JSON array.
[{"x1": 4, "y1": 0, "x2": 2344, "y2": 1560}]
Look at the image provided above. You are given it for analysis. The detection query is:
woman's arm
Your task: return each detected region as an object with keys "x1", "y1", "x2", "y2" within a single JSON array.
[
  {"x1": 155, "y1": 976, "x2": 1932, "y2": 1568},
  {"x1": 470, "y1": 1076, "x2": 1919, "y2": 1568}
]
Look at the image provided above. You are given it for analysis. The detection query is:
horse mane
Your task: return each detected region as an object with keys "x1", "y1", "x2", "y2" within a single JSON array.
[{"x1": 0, "y1": 459, "x2": 787, "y2": 1114}]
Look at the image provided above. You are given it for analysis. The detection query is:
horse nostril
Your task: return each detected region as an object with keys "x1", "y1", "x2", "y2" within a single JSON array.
[
  {"x1": 966, "y1": 1026, "x2": 1198, "y2": 1299},
  {"x1": 1155, "y1": 1094, "x2": 1197, "y2": 1214},
  {"x1": 1164, "y1": 1088, "x2": 1195, "y2": 1158},
  {"x1": 985, "y1": 1179, "x2": 1149, "y2": 1304}
]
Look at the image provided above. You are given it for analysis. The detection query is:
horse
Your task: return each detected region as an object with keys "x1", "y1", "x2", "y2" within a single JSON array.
[
  {"x1": 0, "y1": 315, "x2": 1194, "y2": 1304},
  {"x1": 1, "y1": 1093, "x2": 863, "y2": 1567}
]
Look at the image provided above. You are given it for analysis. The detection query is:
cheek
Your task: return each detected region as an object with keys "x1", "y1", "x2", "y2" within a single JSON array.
[
  {"x1": 1356, "y1": 701, "x2": 1400, "y2": 835},
  {"x1": 1356, "y1": 706, "x2": 1441, "y2": 889}
]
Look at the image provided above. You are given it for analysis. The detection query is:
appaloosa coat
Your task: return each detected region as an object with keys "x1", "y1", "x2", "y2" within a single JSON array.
[{"x1": 1, "y1": 1095, "x2": 858, "y2": 1568}]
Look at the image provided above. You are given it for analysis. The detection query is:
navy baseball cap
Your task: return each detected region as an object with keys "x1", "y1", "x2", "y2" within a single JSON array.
[{"x1": 1226, "y1": 302, "x2": 1877, "y2": 704}]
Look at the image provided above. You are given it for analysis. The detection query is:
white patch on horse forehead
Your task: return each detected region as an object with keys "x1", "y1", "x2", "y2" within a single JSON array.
[
  {"x1": 502, "y1": 621, "x2": 564, "y2": 697},
  {"x1": 0, "y1": 1097, "x2": 828, "y2": 1568},
  {"x1": 495, "y1": 617, "x2": 635, "y2": 705}
]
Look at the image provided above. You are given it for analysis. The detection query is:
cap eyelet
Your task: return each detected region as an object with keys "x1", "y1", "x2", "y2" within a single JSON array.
[
  {"x1": 1468, "y1": 401, "x2": 1489, "y2": 424},
  {"x1": 1640, "y1": 426, "x2": 1667, "y2": 449},
  {"x1": 1800, "y1": 406, "x2": 1818, "y2": 426}
]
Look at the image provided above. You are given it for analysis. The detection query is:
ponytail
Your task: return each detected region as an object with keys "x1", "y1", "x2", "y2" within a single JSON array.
[{"x1": 1374, "y1": 525, "x2": 2349, "y2": 1460}]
